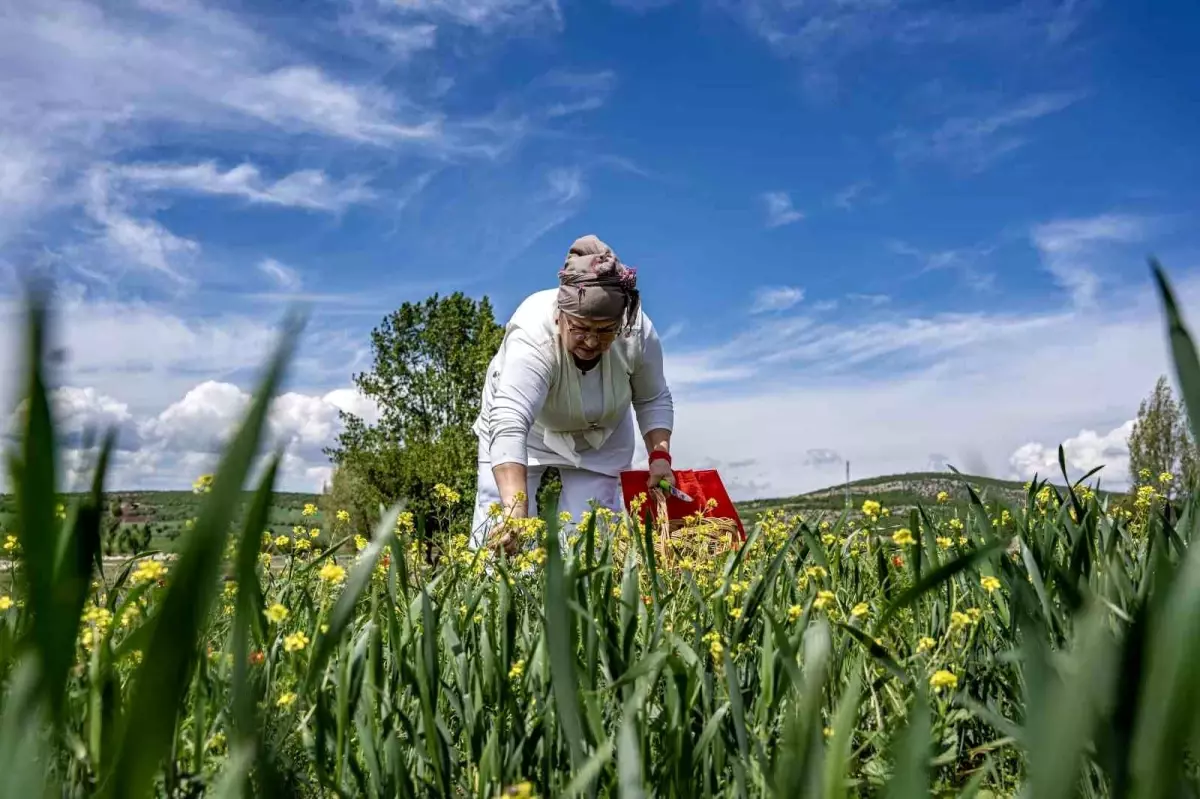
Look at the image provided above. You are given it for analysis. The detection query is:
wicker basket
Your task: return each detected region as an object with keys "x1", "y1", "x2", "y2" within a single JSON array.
[{"x1": 619, "y1": 490, "x2": 741, "y2": 568}]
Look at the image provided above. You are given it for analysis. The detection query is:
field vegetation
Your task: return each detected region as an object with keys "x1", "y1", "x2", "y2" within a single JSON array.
[{"x1": 1, "y1": 261, "x2": 1200, "y2": 797}]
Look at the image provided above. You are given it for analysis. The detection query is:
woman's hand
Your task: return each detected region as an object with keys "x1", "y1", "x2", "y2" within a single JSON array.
[{"x1": 647, "y1": 456, "x2": 675, "y2": 491}]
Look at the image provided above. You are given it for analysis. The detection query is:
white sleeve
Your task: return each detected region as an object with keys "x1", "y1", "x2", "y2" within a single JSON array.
[
  {"x1": 630, "y1": 318, "x2": 674, "y2": 435},
  {"x1": 487, "y1": 327, "x2": 554, "y2": 467}
]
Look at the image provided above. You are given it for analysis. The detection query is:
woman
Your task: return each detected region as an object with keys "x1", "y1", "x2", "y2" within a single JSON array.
[{"x1": 470, "y1": 234, "x2": 677, "y2": 550}]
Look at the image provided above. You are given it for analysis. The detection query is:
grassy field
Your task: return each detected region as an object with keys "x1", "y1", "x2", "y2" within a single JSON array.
[
  {"x1": 1, "y1": 260, "x2": 1199, "y2": 798},
  {"x1": 0, "y1": 469, "x2": 1124, "y2": 556}
]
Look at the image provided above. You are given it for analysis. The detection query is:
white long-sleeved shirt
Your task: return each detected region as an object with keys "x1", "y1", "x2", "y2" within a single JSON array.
[{"x1": 473, "y1": 289, "x2": 673, "y2": 476}]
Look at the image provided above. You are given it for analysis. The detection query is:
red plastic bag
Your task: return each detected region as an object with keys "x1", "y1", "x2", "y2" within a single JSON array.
[{"x1": 618, "y1": 469, "x2": 746, "y2": 541}]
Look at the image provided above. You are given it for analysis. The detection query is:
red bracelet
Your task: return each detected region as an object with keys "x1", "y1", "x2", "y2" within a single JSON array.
[{"x1": 649, "y1": 450, "x2": 671, "y2": 465}]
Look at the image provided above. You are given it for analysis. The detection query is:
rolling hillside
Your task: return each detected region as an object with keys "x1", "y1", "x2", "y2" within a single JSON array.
[{"x1": 735, "y1": 469, "x2": 1131, "y2": 519}]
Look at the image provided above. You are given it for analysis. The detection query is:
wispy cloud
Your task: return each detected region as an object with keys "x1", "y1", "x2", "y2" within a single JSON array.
[
  {"x1": 111, "y1": 162, "x2": 376, "y2": 212},
  {"x1": 846, "y1": 293, "x2": 890, "y2": 307},
  {"x1": 833, "y1": 181, "x2": 871, "y2": 210},
  {"x1": 888, "y1": 239, "x2": 996, "y2": 291},
  {"x1": 751, "y1": 286, "x2": 805, "y2": 313},
  {"x1": 1031, "y1": 213, "x2": 1153, "y2": 308},
  {"x1": 546, "y1": 167, "x2": 587, "y2": 205},
  {"x1": 257, "y1": 258, "x2": 302, "y2": 291},
  {"x1": 382, "y1": 0, "x2": 562, "y2": 33},
  {"x1": 663, "y1": 268, "x2": 1199, "y2": 498},
  {"x1": 762, "y1": 191, "x2": 805, "y2": 227},
  {"x1": 83, "y1": 171, "x2": 198, "y2": 286},
  {"x1": 888, "y1": 92, "x2": 1085, "y2": 173},
  {"x1": 724, "y1": 0, "x2": 1091, "y2": 65}
]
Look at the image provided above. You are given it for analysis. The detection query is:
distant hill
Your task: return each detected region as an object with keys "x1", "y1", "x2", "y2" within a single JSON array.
[{"x1": 734, "y1": 469, "x2": 1130, "y2": 519}]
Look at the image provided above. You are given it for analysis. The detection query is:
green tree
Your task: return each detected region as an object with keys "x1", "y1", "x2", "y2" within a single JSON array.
[
  {"x1": 320, "y1": 462, "x2": 378, "y2": 538},
  {"x1": 325, "y1": 292, "x2": 504, "y2": 540},
  {"x1": 1127, "y1": 374, "x2": 1199, "y2": 498}
]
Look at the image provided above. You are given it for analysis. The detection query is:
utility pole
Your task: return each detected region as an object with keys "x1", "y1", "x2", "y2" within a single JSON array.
[{"x1": 844, "y1": 460, "x2": 851, "y2": 510}]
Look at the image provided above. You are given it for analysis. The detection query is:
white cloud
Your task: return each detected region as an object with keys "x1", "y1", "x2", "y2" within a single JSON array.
[
  {"x1": 546, "y1": 167, "x2": 586, "y2": 205},
  {"x1": 1031, "y1": 213, "x2": 1152, "y2": 308},
  {"x1": 762, "y1": 191, "x2": 804, "y2": 227},
  {"x1": 111, "y1": 162, "x2": 376, "y2": 212},
  {"x1": 83, "y1": 172, "x2": 199, "y2": 285},
  {"x1": 751, "y1": 286, "x2": 805, "y2": 313},
  {"x1": 1009, "y1": 420, "x2": 1136, "y2": 488},
  {"x1": 258, "y1": 258, "x2": 302, "y2": 291},
  {"x1": 223, "y1": 66, "x2": 441, "y2": 145},
  {"x1": 833, "y1": 181, "x2": 870, "y2": 210},
  {"x1": 658, "y1": 258, "x2": 1200, "y2": 499},
  {"x1": 384, "y1": 0, "x2": 562, "y2": 32},
  {"x1": 889, "y1": 92, "x2": 1085, "y2": 173},
  {"x1": 725, "y1": 1, "x2": 1090, "y2": 70},
  {"x1": 889, "y1": 239, "x2": 996, "y2": 291}
]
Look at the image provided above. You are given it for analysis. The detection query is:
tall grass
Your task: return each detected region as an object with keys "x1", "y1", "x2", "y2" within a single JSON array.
[{"x1": 0, "y1": 261, "x2": 1198, "y2": 797}]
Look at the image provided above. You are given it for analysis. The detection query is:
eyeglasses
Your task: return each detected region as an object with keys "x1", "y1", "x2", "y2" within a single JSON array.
[{"x1": 563, "y1": 317, "x2": 619, "y2": 342}]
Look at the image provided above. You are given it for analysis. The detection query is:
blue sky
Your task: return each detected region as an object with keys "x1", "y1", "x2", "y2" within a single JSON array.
[{"x1": 2, "y1": 0, "x2": 1200, "y2": 498}]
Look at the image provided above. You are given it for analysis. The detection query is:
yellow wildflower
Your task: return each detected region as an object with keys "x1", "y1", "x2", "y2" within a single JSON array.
[
  {"x1": 319, "y1": 562, "x2": 346, "y2": 584},
  {"x1": 192, "y1": 474, "x2": 214, "y2": 494},
  {"x1": 130, "y1": 560, "x2": 167, "y2": 585},
  {"x1": 501, "y1": 781, "x2": 536, "y2": 798},
  {"x1": 936, "y1": 491, "x2": 949, "y2": 504},
  {"x1": 336, "y1": 509, "x2": 350, "y2": 523},
  {"x1": 3, "y1": 534, "x2": 17, "y2": 552},
  {"x1": 850, "y1": 602, "x2": 869, "y2": 618},
  {"x1": 892, "y1": 528, "x2": 914, "y2": 546},
  {"x1": 917, "y1": 636, "x2": 935, "y2": 653},
  {"x1": 814, "y1": 590, "x2": 836, "y2": 610},
  {"x1": 433, "y1": 483, "x2": 461, "y2": 505},
  {"x1": 275, "y1": 535, "x2": 290, "y2": 549},
  {"x1": 355, "y1": 535, "x2": 368, "y2": 552},
  {"x1": 948, "y1": 517, "x2": 964, "y2": 532},
  {"x1": 1159, "y1": 471, "x2": 1174, "y2": 484},
  {"x1": 0, "y1": 596, "x2": 12, "y2": 611},
  {"x1": 264, "y1": 603, "x2": 289, "y2": 624},
  {"x1": 302, "y1": 503, "x2": 318, "y2": 517},
  {"x1": 276, "y1": 692, "x2": 297, "y2": 707},
  {"x1": 930, "y1": 669, "x2": 958, "y2": 692},
  {"x1": 981, "y1": 576, "x2": 1001, "y2": 593},
  {"x1": 861, "y1": 499, "x2": 881, "y2": 520},
  {"x1": 283, "y1": 632, "x2": 310, "y2": 652},
  {"x1": 787, "y1": 604, "x2": 802, "y2": 622},
  {"x1": 508, "y1": 659, "x2": 525, "y2": 681},
  {"x1": 936, "y1": 536, "x2": 953, "y2": 549}
]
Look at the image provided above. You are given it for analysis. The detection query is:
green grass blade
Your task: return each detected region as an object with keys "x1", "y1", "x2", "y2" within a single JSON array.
[
  {"x1": 305, "y1": 504, "x2": 400, "y2": 693},
  {"x1": 873, "y1": 538, "x2": 1006, "y2": 632},
  {"x1": 824, "y1": 662, "x2": 863, "y2": 799},
  {"x1": 10, "y1": 292, "x2": 67, "y2": 723},
  {"x1": 232, "y1": 453, "x2": 280, "y2": 744},
  {"x1": 105, "y1": 312, "x2": 302, "y2": 799},
  {"x1": 1150, "y1": 258, "x2": 1200, "y2": 448},
  {"x1": 885, "y1": 684, "x2": 930, "y2": 799},
  {"x1": 544, "y1": 496, "x2": 587, "y2": 768}
]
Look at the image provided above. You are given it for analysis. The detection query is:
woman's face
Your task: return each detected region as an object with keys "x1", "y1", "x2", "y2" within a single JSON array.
[{"x1": 558, "y1": 312, "x2": 620, "y2": 361}]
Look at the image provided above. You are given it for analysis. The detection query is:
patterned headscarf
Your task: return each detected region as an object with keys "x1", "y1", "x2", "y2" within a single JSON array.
[{"x1": 556, "y1": 234, "x2": 640, "y2": 333}]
